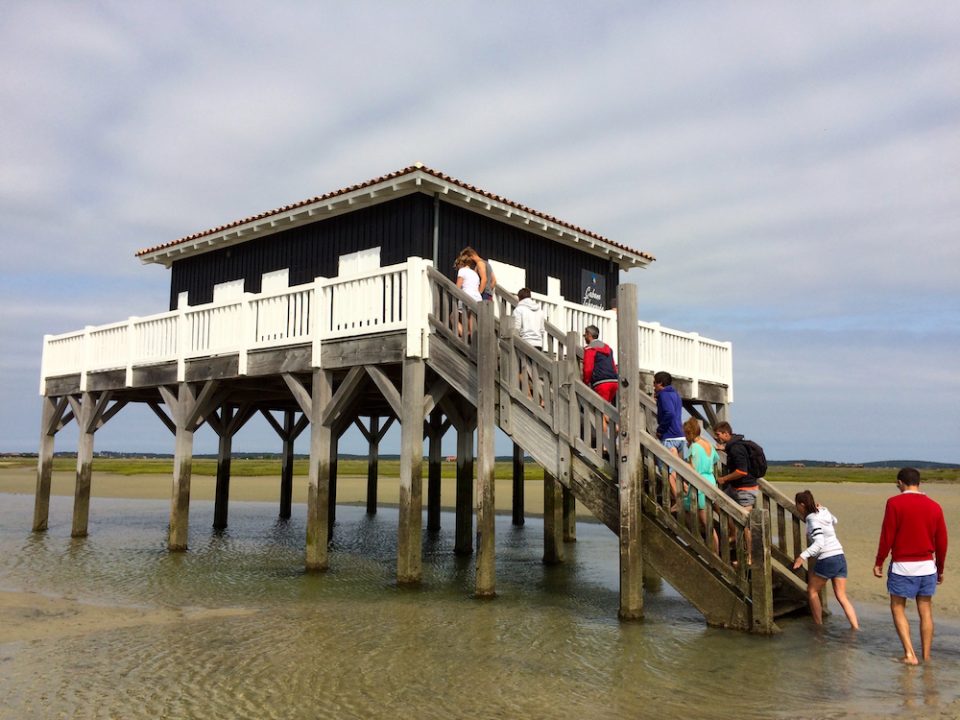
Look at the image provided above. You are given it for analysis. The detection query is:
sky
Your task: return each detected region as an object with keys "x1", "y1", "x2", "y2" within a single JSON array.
[{"x1": 1, "y1": 1, "x2": 958, "y2": 463}]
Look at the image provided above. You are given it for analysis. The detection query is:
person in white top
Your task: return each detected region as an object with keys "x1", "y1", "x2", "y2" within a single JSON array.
[
  {"x1": 792, "y1": 489, "x2": 860, "y2": 629},
  {"x1": 455, "y1": 253, "x2": 482, "y2": 302},
  {"x1": 512, "y1": 288, "x2": 544, "y2": 349}
]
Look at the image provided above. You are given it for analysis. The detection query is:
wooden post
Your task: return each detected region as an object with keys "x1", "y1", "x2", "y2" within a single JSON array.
[
  {"x1": 543, "y1": 471, "x2": 564, "y2": 564},
  {"x1": 617, "y1": 283, "x2": 644, "y2": 619},
  {"x1": 328, "y1": 433, "x2": 339, "y2": 540},
  {"x1": 512, "y1": 442, "x2": 525, "y2": 526},
  {"x1": 427, "y1": 409, "x2": 443, "y2": 533},
  {"x1": 367, "y1": 415, "x2": 380, "y2": 515},
  {"x1": 475, "y1": 300, "x2": 497, "y2": 598},
  {"x1": 454, "y1": 424, "x2": 474, "y2": 555},
  {"x1": 71, "y1": 393, "x2": 96, "y2": 538},
  {"x1": 279, "y1": 410, "x2": 295, "y2": 520},
  {"x1": 562, "y1": 487, "x2": 576, "y2": 542},
  {"x1": 750, "y1": 506, "x2": 776, "y2": 633},
  {"x1": 33, "y1": 396, "x2": 64, "y2": 532},
  {"x1": 397, "y1": 356, "x2": 425, "y2": 584},
  {"x1": 306, "y1": 369, "x2": 332, "y2": 571},
  {"x1": 168, "y1": 420, "x2": 194, "y2": 551},
  {"x1": 213, "y1": 427, "x2": 233, "y2": 530},
  {"x1": 209, "y1": 403, "x2": 256, "y2": 530}
]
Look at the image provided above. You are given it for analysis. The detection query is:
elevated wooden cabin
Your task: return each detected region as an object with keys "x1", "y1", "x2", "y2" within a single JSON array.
[{"x1": 34, "y1": 165, "x2": 813, "y2": 631}]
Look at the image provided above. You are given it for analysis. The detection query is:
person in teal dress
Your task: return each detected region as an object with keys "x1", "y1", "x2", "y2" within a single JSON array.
[{"x1": 682, "y1": 417, "x2": 719, "y2": 552}]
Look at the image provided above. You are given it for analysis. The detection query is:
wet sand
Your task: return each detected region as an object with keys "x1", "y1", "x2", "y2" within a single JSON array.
[{"x1": 1, "y1": 467, "x2": 957, "y2": 620}]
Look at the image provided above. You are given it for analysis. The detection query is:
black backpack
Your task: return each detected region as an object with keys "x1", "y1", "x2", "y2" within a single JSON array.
[{"x1": 740, "y1": 439, "x2": 768, "y2": 479}]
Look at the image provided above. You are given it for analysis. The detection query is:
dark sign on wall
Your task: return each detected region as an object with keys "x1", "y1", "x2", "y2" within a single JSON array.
[{"x1": 580, "y1": 269, "x2": 606, "y2": 309}]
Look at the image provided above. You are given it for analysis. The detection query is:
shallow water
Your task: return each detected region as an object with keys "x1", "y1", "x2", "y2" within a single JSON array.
[{"x1": 1, "y1": 494, "x2": 958, "y2": 719}]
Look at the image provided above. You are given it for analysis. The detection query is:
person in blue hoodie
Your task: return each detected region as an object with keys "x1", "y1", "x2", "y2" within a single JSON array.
[{"x1": 654, "y1": 371, "x2": 686, "y2": 508}]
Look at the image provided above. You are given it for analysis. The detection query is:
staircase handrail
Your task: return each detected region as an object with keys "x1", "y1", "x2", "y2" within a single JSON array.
[{"x1": 757, "y1": 477, "x2": 809, "y2": 584}]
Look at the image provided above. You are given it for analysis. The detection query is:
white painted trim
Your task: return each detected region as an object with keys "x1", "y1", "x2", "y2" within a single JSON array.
[{"x1": 39, "y1": 258, "x2": 731, "y2": 400}]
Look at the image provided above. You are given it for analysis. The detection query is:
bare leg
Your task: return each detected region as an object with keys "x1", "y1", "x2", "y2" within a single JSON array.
[
  {"x1": 667, "y1": 446, "x2": 680, "y2": 511},
  {"x1": 807, "y1": 574, "x2": 828, "y2": 624},
  {"x1": 917, "y1": 596, "x2": 934, "y2": 662},
  {"x1": 890, "y1": 595, "x2": 919, "y2": 665},
  {"x1": 831, "y1": 577, "x2": 859, "y2": 630}
]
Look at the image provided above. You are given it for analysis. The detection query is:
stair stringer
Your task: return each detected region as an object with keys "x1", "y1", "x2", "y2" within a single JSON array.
[{"x1": 642, "y1": 515, "x2": 754, "y2": 630}]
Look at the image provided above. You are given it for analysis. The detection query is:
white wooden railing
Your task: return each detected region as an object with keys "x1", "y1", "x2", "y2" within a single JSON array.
[{"x1": 40, "y1": 257, "x2": 732, "y2": 399}]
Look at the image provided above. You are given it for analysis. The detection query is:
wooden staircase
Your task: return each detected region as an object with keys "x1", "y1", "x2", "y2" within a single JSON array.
[{"x1": 425, "y1": 268, "x2": 809, "y2": 632}]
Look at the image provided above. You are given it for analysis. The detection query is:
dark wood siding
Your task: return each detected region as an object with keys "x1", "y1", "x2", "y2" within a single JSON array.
[
  {"x1": 168, "y1": 194, "x2": 433, "y2": 308},
  {"x1": 437, "y1": 202, "x2": 619, "y2": 307},
  {"x1": 167, "y1": 191, "x2": 622, "y2": 309}
]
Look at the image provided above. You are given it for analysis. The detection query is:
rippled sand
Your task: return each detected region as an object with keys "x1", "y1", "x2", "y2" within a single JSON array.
[
  {"x1": 1, "y1": 468, "x2": 957, "y2": 618},
  {"x1": 0, "y1": 482, "x2": 957, "y2": 720}
]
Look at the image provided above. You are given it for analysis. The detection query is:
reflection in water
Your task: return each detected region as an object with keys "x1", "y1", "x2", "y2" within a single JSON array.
[{"x1": 0, "y1": 494, "x2": 957, "y2": 720}]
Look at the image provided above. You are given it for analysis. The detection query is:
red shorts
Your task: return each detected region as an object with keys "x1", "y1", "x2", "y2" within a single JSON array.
[{"x1": 594, "y1": 383, "x2": 618, "y2": 403}]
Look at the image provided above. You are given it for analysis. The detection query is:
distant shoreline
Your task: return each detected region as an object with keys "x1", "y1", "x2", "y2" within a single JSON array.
[{"x1": 1, "y1": 457, "x2": 956, "y2": 484}]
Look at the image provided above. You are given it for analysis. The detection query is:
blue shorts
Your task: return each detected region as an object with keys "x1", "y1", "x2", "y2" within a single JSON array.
[
  {"x1": 887, "y1": 571, "x2": 937, "y2": 599},
  {"x1": 813, "y1": 553, "x2": 847, "y2": 579},
  {"x1": 656, "y1": 437, "x2": 687, "y2": 472}
]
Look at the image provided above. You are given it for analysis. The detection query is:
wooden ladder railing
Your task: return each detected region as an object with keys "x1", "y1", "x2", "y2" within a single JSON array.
[{"x1": 426, "y1": 270, "x2": 805, "y2": 629}]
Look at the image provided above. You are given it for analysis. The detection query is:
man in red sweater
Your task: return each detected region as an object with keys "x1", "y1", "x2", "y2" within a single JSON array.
[{"x1": 873, "y1": 467, "x2": 948, "y2": 665}]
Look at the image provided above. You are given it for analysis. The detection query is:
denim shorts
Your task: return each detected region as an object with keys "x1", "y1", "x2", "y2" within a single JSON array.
[
  {"x1": 724, "y1": 486, "x2": 757, "y2": 508},
  {"x1": 813, "y1": 553, "x2": 847, "y2": 579},
  {"x1": 656, "y1": 437, "x2": 687, "y2": 472},
  {"x1": 887, "y1": 571, "x2": 938, "y2": 599}
]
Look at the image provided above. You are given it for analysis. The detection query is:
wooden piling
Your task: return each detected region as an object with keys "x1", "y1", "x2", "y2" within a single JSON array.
[
  {"x1": 427, "y1": 409, "x2": 444, "y2": 532},
  {"x1": 279, "y1": 410, "x2": 295, "y2": 520},
  {"x1": 306, "y1": 369, "x2": 332, "y2": 571},
  {"x1": 33, "y1": 396, "x2": 63, "y2": 532},
  {"x1": 617, "y1": 284, "x2": 644, "y2": 620},
  {"x1": 397, "y1": 357, "x2": 425, "y2": 584},
  {"x1": 366, "y1": 415, "x2": 380, "y2": 515},
  {"x1": 475, "y1": 301, "x2": 496, "y2": 597},
  {"x1": 454, "y1": 425, "x2": 474, "y2": 556},
  {"x1": 71, "y1": 393, "x2": 96, "y2": 539},
  {"x1": 543, "y1": 471, "x2": 565, "y2": 564},
  {"x1": 750, "y1": 506, "x2": 776, "y2": 633},
  {"x1": 512, "y1": 442, "x2": 525, "y2": 526},
  {"x1": 213, "y1": 423, "x2": 233, "y2": 530},
  {"x1": 562, "y1": 487, "x2": 576, "y2": 542}
]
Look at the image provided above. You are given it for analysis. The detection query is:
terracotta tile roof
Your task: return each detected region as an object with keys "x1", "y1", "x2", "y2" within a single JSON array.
[{"x1": 135, "y1": 164, "x2": 655, "y2": 263}]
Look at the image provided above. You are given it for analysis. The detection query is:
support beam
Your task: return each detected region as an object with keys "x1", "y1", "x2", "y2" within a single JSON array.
[
  {"x1": 33, "y1": 396, "x2": 69, "y2": 532},
  {"x1": 617, "y1": 283, "x2": 644, "y2": 619},
  {"x1": 426, "y1": 409, "x2": 445, "y2": 533},
  {"x1": 328, "y1": 432, "x2": 339, "y2": 540},
  {"x1": 280, "y1": 410, "x2": 296, "y2": 520},
  {"x1": 397, "y1": 357, "x2": 425, "y2": 584},
  {"x1": 365, "y1": 365, "x2": 403, "y2": 419},
  {"x1": 750, "y1": 506, "x2": 776, "y2": 634},
  {"x1": 213, "y1": 409, "x2": 234, "y2": 531},
  {"x1": 357, "y1": 415, "x2": 394, "y2": 515},
  {"x1": 475, "y1": 300, "x2": 497, "y2": 598},
  {"x1": 306, "y1": 369, "x2": 333, "y2": 571},
  {"x1": 71, "y1": 393, "x2": 97, "y2": 538},
  {"x1": 542, "y1": 471, "x2": 564, "y2": 564},
  {"x1": 210, "y1": 403, "x2": 257, "y2": 530},
  {"x1": 562, "y1": 488, "x2": 576, "y2": 542},
  {"x1": 454, "y1": 424, "x2": 474, "y2": 556},
  {"x1": 511, "y1": 443, "x2": 525, "y2": 527}
]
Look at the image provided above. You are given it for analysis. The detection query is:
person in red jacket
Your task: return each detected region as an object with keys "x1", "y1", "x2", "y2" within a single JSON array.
[{"x1": 873, "y1": 467, "x2": 948, "y2": 665}]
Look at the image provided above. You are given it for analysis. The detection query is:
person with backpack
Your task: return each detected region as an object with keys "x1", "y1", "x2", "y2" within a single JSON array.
[
  {"x1": 714, "y1": 421, "x2": 766, "y2": 565},
  {"x1": 714, "y1": 421, "x2": 764, "y2": 509}
]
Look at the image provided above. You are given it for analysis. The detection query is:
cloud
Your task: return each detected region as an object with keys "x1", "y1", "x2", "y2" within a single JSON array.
[{"x1": 1, "y1": 2, "x2": 958, "y2": 462}]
